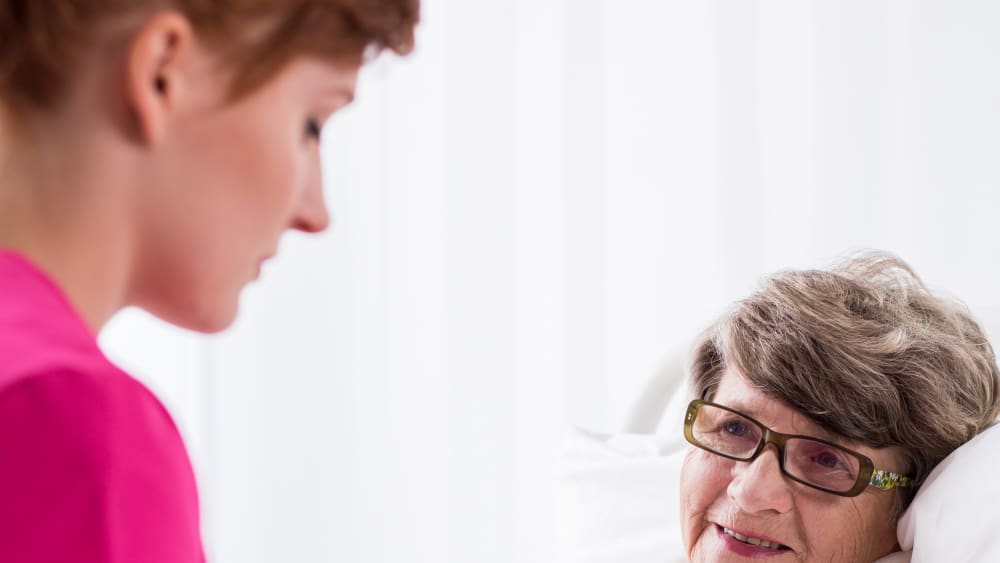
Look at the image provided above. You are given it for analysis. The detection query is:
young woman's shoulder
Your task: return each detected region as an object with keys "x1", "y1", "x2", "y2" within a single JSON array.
[
  {"x1": 0, "y1": 248, "x2": 207, "y2": 563},
  {"x1": 0, "y1": 364, "x2": 206, "y2": 562}
]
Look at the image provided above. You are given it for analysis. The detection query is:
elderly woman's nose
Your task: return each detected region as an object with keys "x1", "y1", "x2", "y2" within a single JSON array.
[{"x1": 726, "y1": 447, "x2": 794, "y2": 514}]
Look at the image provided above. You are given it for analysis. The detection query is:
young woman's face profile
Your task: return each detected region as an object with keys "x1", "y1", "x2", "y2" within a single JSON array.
[{"x1": 132, "y1": 53, "x2": 359, "y2": 332}]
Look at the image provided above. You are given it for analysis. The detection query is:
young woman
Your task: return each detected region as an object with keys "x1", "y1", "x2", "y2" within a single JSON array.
[{"x1": 0, "y1": 1, "x2": 418, "y2": 560}]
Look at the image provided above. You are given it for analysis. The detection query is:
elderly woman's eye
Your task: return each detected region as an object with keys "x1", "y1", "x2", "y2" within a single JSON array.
[
  {"x1": 807, "y1": 448, "x2": 850, "y2": 472},
  {"x1": 817, "y1": 452, "x2": 844, "y2": 468},
  {"x1": 722, "y1": 419, "x2": 752, "y2": 438}
]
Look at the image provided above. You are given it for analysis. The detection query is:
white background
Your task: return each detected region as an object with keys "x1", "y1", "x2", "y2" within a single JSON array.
[{"x1": 101, "y1": 1, "x2": 1000, "y2": 561}]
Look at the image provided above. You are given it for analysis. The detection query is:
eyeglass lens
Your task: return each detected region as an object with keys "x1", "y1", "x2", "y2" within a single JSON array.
[{"x1": 690, "y1": 403, "x2": 862, "y2": 493}]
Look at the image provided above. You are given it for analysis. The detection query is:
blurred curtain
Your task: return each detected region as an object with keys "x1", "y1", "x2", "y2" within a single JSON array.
[{"x1": 101, "y1": 1, "x2": 1000, "y2": 561}]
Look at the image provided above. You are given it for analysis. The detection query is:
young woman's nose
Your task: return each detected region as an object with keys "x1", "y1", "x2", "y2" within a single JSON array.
[
  {"x1": 726, "y1": 445, "x2": 794, "y2": 515},
  {"x1": 291, "y1": 163, "x2": 330, "y2": 234}
]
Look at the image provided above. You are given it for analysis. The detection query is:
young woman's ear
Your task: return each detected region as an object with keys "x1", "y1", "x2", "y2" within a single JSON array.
[{"x1": 123, "y1": 11, "x2": 194, "y2": 145}]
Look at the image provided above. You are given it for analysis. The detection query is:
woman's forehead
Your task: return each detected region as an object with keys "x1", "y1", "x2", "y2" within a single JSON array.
[{"x1": 714, "y1": 370, "x2": 845, "y2": 442}]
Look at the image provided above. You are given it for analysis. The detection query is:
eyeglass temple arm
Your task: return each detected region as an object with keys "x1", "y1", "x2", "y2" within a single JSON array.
[{"x1": 869, "y1": 469, "x2": 912, "y2": 491}]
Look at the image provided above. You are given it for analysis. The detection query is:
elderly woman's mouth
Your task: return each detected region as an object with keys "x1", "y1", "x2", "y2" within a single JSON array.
[{"x1": 716, "y1": 524, "x2": 792, "y2": 553}]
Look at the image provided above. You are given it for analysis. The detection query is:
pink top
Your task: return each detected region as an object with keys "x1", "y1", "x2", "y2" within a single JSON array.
[{"x1": 0, "y1": 250, "x2": 205, "y2": 562}]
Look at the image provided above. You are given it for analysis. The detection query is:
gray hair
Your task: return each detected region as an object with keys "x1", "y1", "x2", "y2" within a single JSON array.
[{"x1": 690, "y1": 252, "x2": 1000, "y2": 510}]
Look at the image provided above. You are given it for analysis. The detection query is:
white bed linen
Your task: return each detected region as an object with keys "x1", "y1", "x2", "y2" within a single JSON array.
[
  {"x1": 558, "y1": 428, "x2": 687, "y2": 563},
  {"x1": 894, "y1": 423, "x2": 1000, "y2": 563}
]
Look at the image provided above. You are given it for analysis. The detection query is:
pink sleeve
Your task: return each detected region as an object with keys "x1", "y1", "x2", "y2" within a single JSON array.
[{"x1": 0, "y1": 369, "x2": 204, "y2": 562}]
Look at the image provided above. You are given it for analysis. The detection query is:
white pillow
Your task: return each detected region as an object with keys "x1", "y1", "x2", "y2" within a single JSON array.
[
  {"x1": 557, "y1": 428, "x2": 687, "y2": 563},
  {"x1": 894, "y1": 423, "x2": 1000, "y2": 562}
]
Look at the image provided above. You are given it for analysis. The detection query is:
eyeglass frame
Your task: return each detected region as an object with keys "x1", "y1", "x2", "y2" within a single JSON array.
[{"x1": 683, "y1": 399, "x2": 913, "y2": 497}]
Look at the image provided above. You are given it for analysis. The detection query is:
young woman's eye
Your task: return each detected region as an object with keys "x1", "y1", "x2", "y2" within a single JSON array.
[{"x1": 305, "y1": 118, "x2": 322, "y2": 141}]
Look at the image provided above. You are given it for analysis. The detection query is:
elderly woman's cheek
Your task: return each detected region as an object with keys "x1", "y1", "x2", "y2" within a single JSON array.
[
  {"x1": 863, "y1": 499, "x2": 901, "y2": 560},
  {"x1": 680, "y1": 449, "x2": 723, "y2": 558},
  {"x1": 807, "y1": 497, "x2": 898, "y2": 562},
  {"x1": 851, "y1": 490, "x2": 901, "y2": 560}
]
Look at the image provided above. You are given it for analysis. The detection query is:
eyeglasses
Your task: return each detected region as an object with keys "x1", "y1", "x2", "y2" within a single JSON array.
[{"x1": 683, "y1": 400, "x2": 913, "y2": 497}]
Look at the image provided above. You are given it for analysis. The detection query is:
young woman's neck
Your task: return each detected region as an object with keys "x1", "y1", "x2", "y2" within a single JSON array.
[{"x1": 0, "y1": 102, "x2": 136, "y2": 335}]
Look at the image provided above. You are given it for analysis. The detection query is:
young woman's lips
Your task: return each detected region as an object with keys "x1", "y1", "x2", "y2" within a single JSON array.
[{"x1": 715, "y1": 524, "x2": 792, "y2": 558}]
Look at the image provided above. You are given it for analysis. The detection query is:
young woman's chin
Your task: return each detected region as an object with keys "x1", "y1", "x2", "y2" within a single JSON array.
[{"x1": 139, "y1": 290, "x2": 242, "y2": 335}]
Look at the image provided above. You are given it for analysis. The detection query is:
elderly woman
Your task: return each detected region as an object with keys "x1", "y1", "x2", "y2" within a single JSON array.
[{"x1": 680, "y1": 254, "x2": 1000, "y2": 562}]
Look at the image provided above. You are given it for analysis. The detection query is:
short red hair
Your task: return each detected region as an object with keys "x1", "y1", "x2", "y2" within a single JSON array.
[{"x1": 0, "y1": 0, "x2": 419, "y2": 109}]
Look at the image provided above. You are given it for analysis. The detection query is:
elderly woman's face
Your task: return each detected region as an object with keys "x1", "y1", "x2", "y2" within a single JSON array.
[{"x1": 680, "y1": 370, "x2": 903, "y2": 562}]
